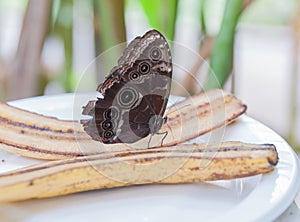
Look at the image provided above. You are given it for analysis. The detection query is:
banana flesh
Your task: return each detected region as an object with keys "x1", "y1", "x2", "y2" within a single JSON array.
[{"x1": 0, "y1": 142, "x2": 278, "y2": 202}]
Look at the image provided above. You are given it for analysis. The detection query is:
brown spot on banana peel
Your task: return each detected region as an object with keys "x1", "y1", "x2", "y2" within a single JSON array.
[
  {"x1": 0, "y1": 89, "x2": 247, "y2": 159},
  {"x1": 0, "y1": 138, "x2": 86, "y2": 158},
  {"x1": 0, "y1": 142, "x2": 278, "y2": 202},
  {"x1": 0, "y1": 114, "x2": 88, "y2": 141},
  {"x1": 0, "y1": 142, "x2": 278, "y2": 177},
  {"x1": 0, "y1": 102, "x2": 81, "y2": 133},
  {"x1": 0, "y1": 116, "x2": 75, "y2": 134}
]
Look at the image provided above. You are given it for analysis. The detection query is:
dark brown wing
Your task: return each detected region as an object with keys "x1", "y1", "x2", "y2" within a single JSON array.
[{"x1": 82, "y1": 30, "x2": 172, "y2": 144}]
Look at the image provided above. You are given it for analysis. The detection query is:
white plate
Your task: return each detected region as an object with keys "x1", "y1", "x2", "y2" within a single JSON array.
[{"x1": 1, "y1": 93, "x2": 299, "y2": 222}]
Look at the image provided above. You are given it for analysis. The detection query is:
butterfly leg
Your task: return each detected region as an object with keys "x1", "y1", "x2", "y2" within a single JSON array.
[{"x1": 159, "y1": 130, "x2": 168, "y2": 147}]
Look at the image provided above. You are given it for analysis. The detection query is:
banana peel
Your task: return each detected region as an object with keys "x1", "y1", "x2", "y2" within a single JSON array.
[
  {"x1": 0, "y1": 89, "x2": 246, "y2": 160},
  {"x1": 0, "y1": 89, "x2": 279, "y2": 202},
  {"x1": 0, "y1": 142, "x2": 278, "y2": 202}
]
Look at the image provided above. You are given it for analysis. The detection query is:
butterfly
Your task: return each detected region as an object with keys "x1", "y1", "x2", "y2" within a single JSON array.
[{"x1": 81, "y1": 30, "x2": 172, "y2": 144}]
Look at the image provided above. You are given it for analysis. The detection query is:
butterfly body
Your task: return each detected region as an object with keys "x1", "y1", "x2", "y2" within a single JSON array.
[{"x1": 82, "y1": 30, "x2": 172, "y2": 144}]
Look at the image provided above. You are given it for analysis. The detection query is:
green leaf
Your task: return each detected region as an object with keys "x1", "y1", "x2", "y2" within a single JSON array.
[
  {"x1": 139, "y1": 0, "x2": 178, "y2": 41},
  {"x1": 52, "y1": 0, "x2": 74, "y2": 92},
  {"x1": 50, "y1": 0, "x2": 61, "y2": 29},
  {"x1": 204, "y1": 0, "x2": 243, "y2": 90},
  {"x1": 200, "y1": 0, "x2": 207, "y2": 35}
]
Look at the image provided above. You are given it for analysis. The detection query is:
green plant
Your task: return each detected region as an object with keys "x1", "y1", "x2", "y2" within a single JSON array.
[{"x1": 204, "y1": 0, "x2": 244, "y2": 90}]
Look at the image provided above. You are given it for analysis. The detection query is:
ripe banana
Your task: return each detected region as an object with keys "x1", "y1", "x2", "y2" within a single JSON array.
[
  {"x1": 0, "y1": 90, "x2": 278, "y2": 203},
  {"x1": 0, "y1": 142, "x2": 278, "y2": 202},
  {"x1": 0, "y1": 89, "x2": 246, "y2": 160}
]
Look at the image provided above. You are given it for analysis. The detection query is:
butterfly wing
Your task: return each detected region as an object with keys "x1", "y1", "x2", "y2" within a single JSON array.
[{"x1": 82, "y1": 30, "x2": 172, "y2": 144}]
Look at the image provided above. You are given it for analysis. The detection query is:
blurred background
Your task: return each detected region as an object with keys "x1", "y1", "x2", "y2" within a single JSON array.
[{"x1": 0, "y1": 0, "x2": 299, "y2": 152}]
